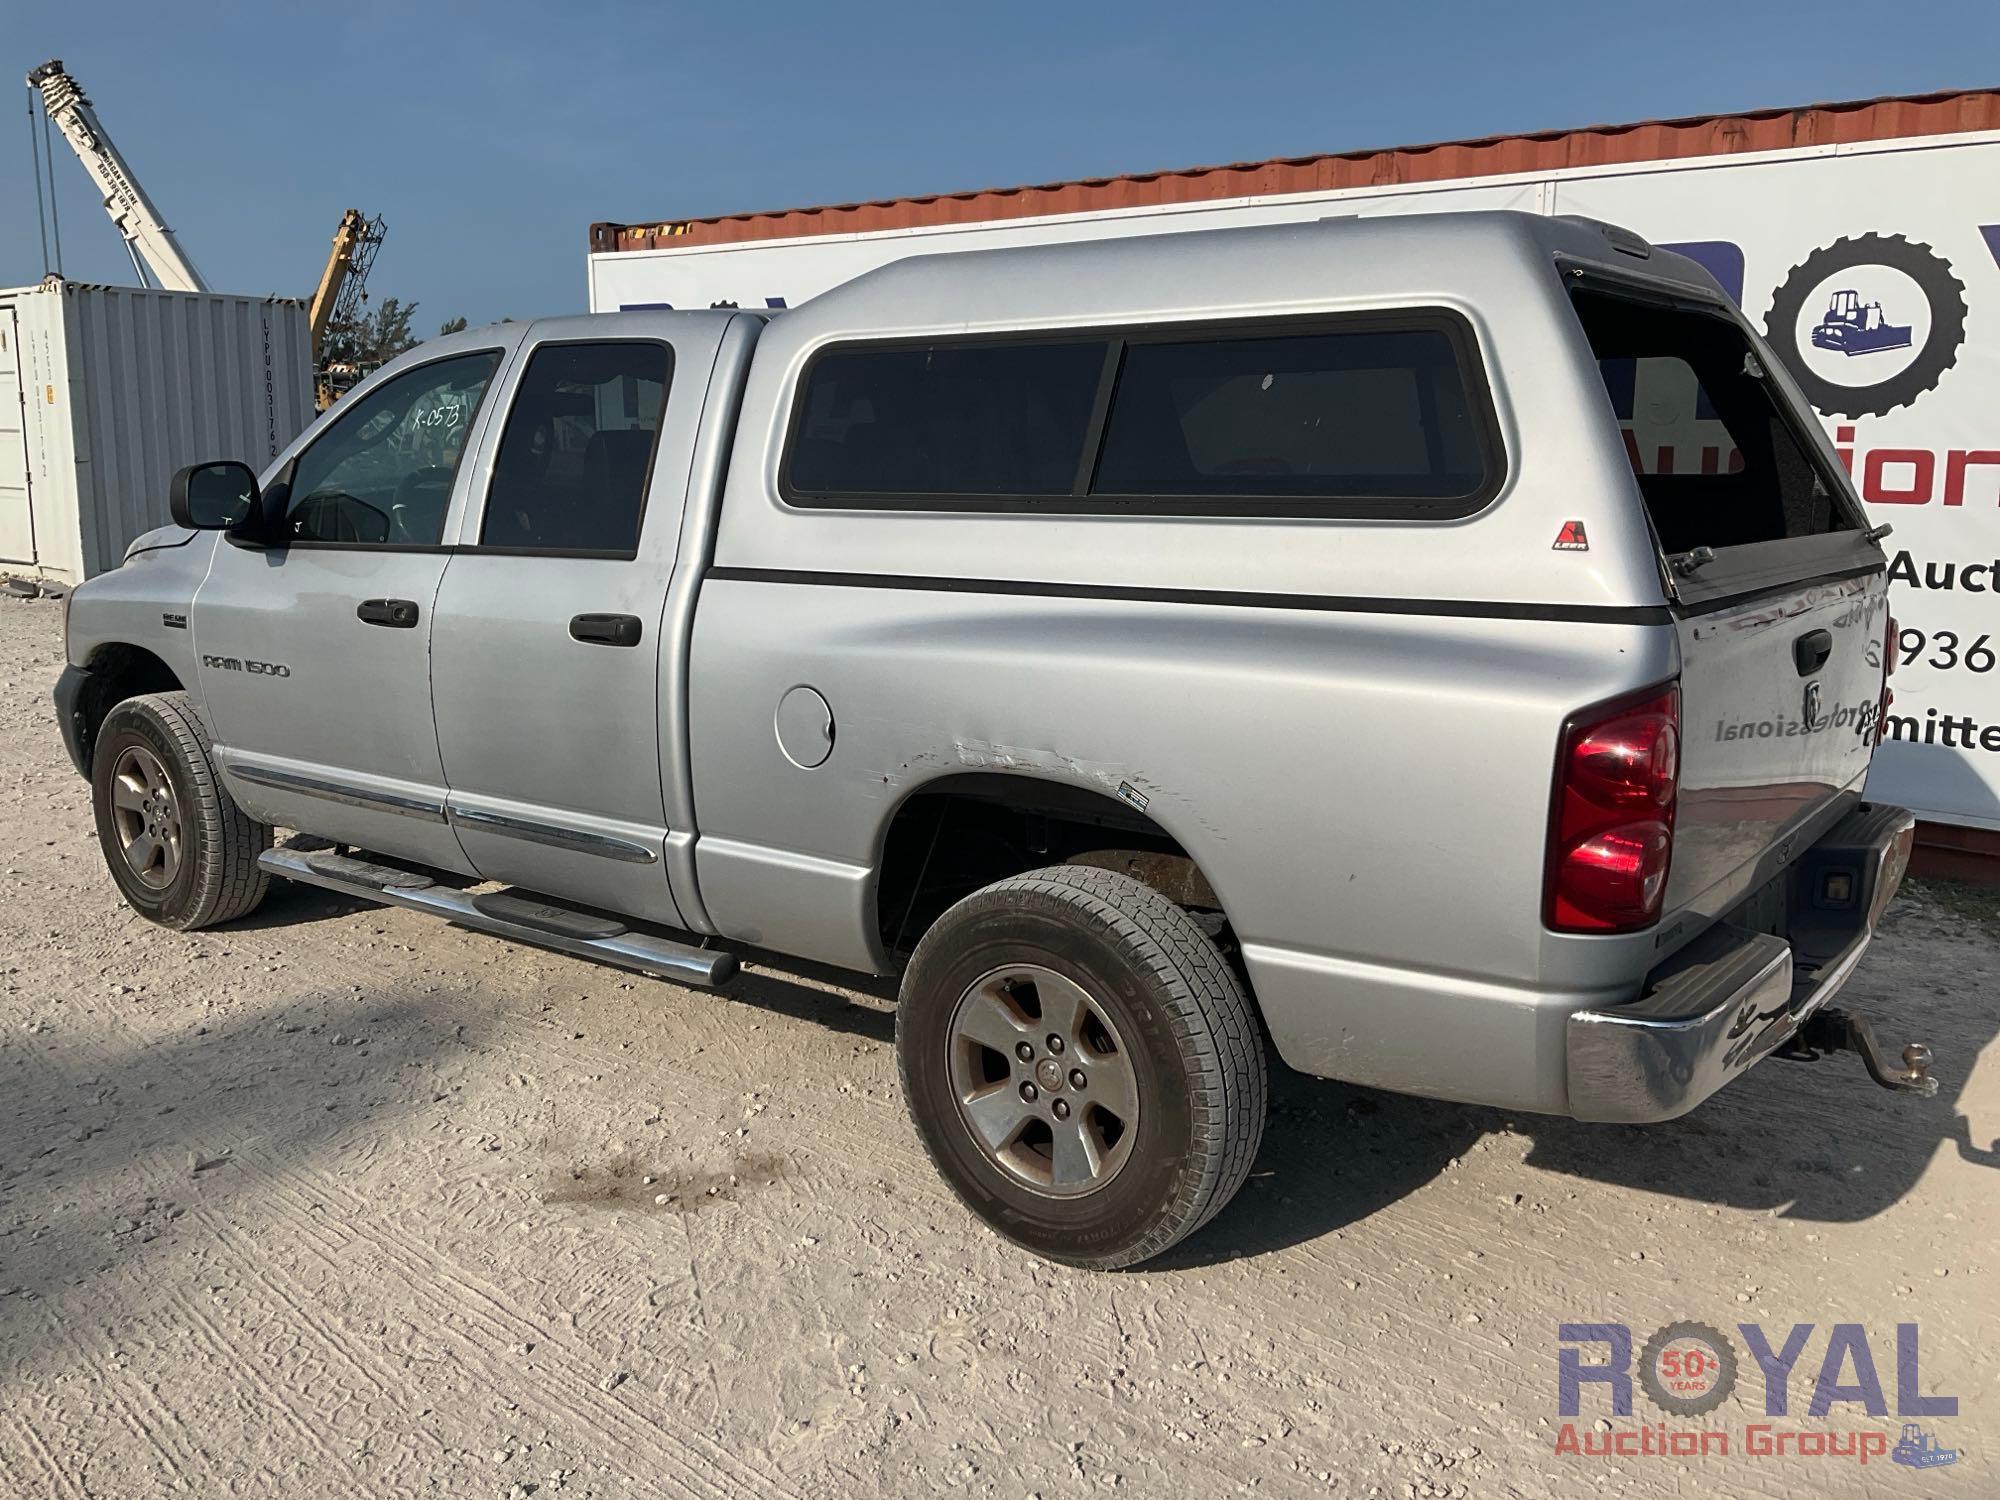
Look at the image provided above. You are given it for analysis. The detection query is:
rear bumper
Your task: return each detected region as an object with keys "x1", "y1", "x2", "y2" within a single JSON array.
[{"x1": 1566, "y1": 802, "x2": 1915, "y2": 1123}]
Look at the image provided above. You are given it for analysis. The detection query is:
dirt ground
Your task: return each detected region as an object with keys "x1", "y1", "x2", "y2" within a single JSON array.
[{"x1": 1, "y1": 592, "x2": 1995, "y2": 1499}]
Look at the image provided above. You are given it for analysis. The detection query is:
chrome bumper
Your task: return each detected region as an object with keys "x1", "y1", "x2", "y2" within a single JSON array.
[{"x1": 1567, "y1": 803, "x2": 1916, "y2": 1123}]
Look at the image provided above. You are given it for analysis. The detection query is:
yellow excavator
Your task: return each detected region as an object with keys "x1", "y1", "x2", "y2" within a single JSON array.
[{"x1": 306, "y1": 209, "x2": 387, "y2": 409}]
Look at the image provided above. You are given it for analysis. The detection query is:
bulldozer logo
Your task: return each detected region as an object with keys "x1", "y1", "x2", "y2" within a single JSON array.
[
  {"x1": 1552, "y1": 520, "x2": 1589, "y2": 551},
  {"x1": 1811, "y1": 291, "x2": 1911, "y2": 357},
  {"x1": 1763, "y1": 234, "x2": 1967, "y2": 419},
  {"x1": 1891, "y1": 1424, "x2": 1959, "y2": 1469}
]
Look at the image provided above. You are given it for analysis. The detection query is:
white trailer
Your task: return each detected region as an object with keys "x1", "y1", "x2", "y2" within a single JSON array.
[
  {"x1": 586, "y1": 89, "x2": 2000, "y2": 848},
  {"x1": 0, "y1": 279, "x2": 313, "y2": 586}
]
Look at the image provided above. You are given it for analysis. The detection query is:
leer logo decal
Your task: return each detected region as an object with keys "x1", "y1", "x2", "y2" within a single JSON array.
[{"x1": 1553, "y1": 520, "x2": 1590, "y2": 551}]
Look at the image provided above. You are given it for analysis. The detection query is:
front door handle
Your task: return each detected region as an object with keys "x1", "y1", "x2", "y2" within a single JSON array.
[
  {"x1": 1794, "y1": 628, "x2": 1833, "y2": 676},
  {"x1": 357, "y1": 598, "x2": 420, "y2": 628},
  {"x1": 569, "y1": 612, "x2": 643, "y2": 648}
]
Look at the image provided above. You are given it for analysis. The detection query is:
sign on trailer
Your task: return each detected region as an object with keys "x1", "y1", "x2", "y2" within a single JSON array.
[{"x1": 586, "y1": 91, "x2": 2000, "y2": 838}]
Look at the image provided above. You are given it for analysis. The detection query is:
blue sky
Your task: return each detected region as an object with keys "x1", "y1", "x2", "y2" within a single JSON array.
[{"x1": 4, "y1": 2, "x2": 1995, "y2": 329}]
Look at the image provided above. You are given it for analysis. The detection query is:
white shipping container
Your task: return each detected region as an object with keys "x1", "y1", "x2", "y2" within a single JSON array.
[
  {"x1": 0, "y1": 278, "x2": 313, "y2": 586},
  {"x1": 586, "y1": 95, "x2": 2000, "y2": 839}
]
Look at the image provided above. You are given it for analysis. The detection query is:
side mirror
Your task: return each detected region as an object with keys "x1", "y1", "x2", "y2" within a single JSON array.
[{"x1": 169, "y1": 460, "x2": 260, "y2": 531}]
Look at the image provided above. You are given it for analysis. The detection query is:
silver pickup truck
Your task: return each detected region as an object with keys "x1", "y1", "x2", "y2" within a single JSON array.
[{"x1": 54, "y1": 212, "x2": 1934, "y2": 1267}]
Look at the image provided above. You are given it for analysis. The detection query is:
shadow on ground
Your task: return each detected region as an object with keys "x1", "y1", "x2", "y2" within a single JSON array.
[
  {"x1": 1160, "y1": 897, "x2": 2000, "y2": 1267},
  {"x1": 0, "y1": 987, "x2": 457, "y2": 1343},
  {"x1": 722, "y1": 954, "x2": 898, "y2": 1046},
  {"x1": 659, "y1": 889, "x2": 2000, "y2": 1270},
  {"x1": 16, "y1": 890, "x2": 1979, "y2": 1303},
  {"x1": 219, "y1": 875, "x2": 381, "y2": 931}
]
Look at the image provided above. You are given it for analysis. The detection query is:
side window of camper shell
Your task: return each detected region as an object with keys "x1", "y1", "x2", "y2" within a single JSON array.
[{"x1": 781, "y1": 313, "x2": 1501, "y2": 518}]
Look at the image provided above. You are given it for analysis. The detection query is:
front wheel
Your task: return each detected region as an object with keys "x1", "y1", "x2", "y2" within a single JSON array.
[
  {"x1": 91, "y1": 691, "x2": 271, "y2": 930},
  {"x1": 897, "y1": 865, "x2": 1266, "y2": 1268}
]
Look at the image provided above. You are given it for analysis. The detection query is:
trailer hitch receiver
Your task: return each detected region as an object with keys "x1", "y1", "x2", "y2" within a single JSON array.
[{"x1": 1778, "y1": 1007, "x2": 1938, "y2": 1097}]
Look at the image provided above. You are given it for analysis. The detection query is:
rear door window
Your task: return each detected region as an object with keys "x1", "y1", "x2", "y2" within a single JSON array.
[
  {"x1": 480, "y1": 340, "x2": 672, "y2": 554},
  {"x1": 1572, "y1": 289, "x2": 1855, "y2": 557}
]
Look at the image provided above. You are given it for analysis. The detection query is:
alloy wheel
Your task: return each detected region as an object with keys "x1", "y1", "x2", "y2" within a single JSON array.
[
  {"x1": 109, "y1": 745, "x2": 182, "y2": 890},
  {"x1": 946, "y1": 963, "x2": 1140, "y2": 1197}
]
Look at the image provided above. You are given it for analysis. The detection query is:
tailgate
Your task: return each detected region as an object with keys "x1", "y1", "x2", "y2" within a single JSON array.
[
  {"x1": 1669, "y1": 569, "x2": 1888, "y2": 913},
  {"x1": 1569, "y1": 277, "x2": 1890, "y2": 926}
]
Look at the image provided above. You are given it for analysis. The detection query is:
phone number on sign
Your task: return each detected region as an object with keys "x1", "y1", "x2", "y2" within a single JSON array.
[{"x1": 1898, "y1": 625, "x2": 1996, "y2": 675}]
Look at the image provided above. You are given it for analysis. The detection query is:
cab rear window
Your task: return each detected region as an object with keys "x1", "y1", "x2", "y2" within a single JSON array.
[
  {"x1": 782, "y1": 313, "x2": 1502, "y2": 517},
  {"x1": 1572, "y1": 289, "x2": 1856, "y2": 556}
]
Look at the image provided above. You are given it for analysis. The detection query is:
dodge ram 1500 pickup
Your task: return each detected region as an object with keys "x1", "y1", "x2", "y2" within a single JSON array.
[{"x1": 55, "y1": 212, "x2": 1934, "y2": 1267}]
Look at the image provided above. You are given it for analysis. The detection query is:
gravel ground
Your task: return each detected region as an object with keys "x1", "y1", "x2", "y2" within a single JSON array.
[{"x1": 1, "y1": 591, "x2": 1995, "y2": 1498}]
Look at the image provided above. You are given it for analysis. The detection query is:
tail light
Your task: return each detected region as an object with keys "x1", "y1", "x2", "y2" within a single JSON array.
[{"x1": 1545, "y1": 683, "x2": 1680, "y2": 933}]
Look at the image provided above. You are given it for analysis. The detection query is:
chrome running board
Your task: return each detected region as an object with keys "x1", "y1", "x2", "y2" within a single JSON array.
[{"x1": 258, "y1": 847, "x2": 738, "y2": 988}]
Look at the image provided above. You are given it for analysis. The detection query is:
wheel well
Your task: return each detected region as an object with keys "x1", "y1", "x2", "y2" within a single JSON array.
[
  {"x1": 875, "y1": 773, "x2": 1229, "y2": 959},
  {"x1": 75, "y1": 644, "x2": 184, "y2": 771}
]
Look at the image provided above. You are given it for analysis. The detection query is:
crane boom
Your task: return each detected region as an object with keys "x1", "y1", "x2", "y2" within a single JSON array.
[
  {"x1": 307, "y1": 209, "x2": 386, "y2": 408},
  {"x1": 27, "y1": 59, "x2": 208, "y2": 293},
  {"x1": 309, "y1": 210, "x2": 366, "y2": 352}
]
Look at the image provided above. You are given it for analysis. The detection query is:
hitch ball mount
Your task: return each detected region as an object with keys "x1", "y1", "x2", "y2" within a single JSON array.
[{"x1": 1777, "y1": 1007, "x2": 1939, "y2": 1097}]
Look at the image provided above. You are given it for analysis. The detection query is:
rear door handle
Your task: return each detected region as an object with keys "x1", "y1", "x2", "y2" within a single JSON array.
[
  {"x1": 1794, "y1": 628, "x2": 1833, "y2": 676},
  {"x1": 569, "y1": 613, "x2": 643, "y2": 648},
  {"x1": 357, "y1": 598, "x2": 420, "y2": 628}
]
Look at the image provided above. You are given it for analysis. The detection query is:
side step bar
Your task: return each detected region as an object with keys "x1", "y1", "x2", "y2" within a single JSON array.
[{"x1": 258, "y1": 848, "x2": 739, "y2": 988}]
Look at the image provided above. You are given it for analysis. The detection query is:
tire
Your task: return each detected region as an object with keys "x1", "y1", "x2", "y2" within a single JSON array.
[
  {"x1": 91, "y1": 691, "x2": 270, "y2": 930},
  {"x1": 897, "y1": 865, "x2": 1266, "y2": 1268}
]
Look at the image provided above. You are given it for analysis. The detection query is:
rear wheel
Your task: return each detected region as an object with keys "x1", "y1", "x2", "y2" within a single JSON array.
[
  {"x1": 897, "y1": 865, "x2": 1265, "y2": 1268},
  {"x1": 91, "y1": 691, "x2": 270, "y2": 929}
]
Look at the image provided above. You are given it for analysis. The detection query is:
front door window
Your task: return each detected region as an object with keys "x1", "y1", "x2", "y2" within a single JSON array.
[{"x1": 283, "y1": 351, "x2": 502, "y2": 546}]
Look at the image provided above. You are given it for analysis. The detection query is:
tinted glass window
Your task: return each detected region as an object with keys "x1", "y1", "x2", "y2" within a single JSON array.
[
  {"x1": 1574, "y1": 290, "x2": 1852, "y2": 554},
  {"x1": 481, "y1": 341, "x2": 672, "y2": 552},
  {"x1": 1595, "y1": 353, "x2": 1738, "y2": 475},
  {"x1": 285, "y1": 351, "x2": 501, "y2": 545},
  {"x1": 1092, "y1": 327, "x2": 1488, "y2": 500},
  {"x1": 788, "y1": 340, "x2": 1106, "y2": 497}
]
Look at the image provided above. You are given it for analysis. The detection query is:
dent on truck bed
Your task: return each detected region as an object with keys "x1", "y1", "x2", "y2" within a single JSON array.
[{"x1": 948, "y1": 738, "x2": 1173, "y2": 818}]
